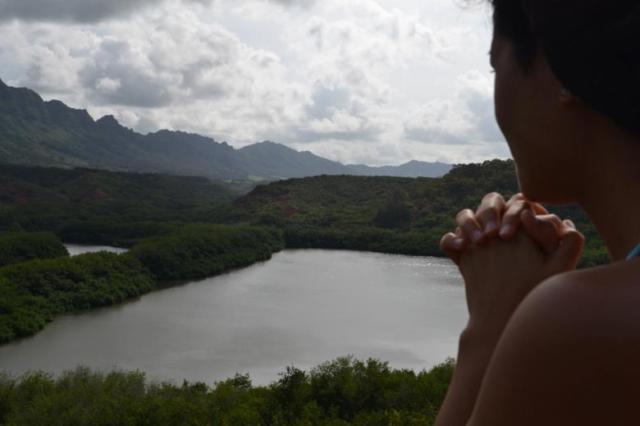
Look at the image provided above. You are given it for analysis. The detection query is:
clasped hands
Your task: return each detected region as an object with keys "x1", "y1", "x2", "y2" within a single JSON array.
[{"x1": 440, "y1": 192, "x2": 585, "y2": 342}]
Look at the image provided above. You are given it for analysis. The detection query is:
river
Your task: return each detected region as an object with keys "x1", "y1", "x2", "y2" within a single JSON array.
[
  {"x1": 65, "y1": 244, "x2": 128, "y2": 256},
  {"x1": 0, "y1": 248, "x2": 467, "y2": 385}
]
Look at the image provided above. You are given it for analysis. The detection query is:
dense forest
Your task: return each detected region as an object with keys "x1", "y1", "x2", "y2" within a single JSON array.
[
  {"x1": 228, "y1": 160, "x2": 609, "y2": 267},
  {"x1": 130, "y1": 225, "x2": 284, "y2": 282},
  {"x1": 0, "y1": 357, "x2": 454, "y2": 426},
  {"x1": 0, "y1": 231, "x2": 68, "y2": 267},
  {"x1": 0, "y1": 164, "x2": 233, "y2": 237},
  {"x1": 0, "y1": 161, "x2": 610, "y2": 267}
]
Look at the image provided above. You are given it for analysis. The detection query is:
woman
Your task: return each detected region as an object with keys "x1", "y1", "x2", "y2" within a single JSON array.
[{"x1": 435, "y1": 1, "x2": 640, "y2": 424}]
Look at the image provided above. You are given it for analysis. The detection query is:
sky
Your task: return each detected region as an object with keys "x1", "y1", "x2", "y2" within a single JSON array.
[{"x1": 0, "y1": 0, "x2": 511, "y2": 166}]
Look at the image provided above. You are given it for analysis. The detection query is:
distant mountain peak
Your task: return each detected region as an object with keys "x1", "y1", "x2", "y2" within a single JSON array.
[
  {"x1": 255, "y1": 140, "x2": 288, "y2": 148},
  {"x1": 97, "y1": 114, "x2": 119, "y2": 126},
  {"x1": 148, "y1": 129, "x2": 228, "y2": 147},
  {"x1": 0, "y1": 79, "x2": 452, "y2": 180}
]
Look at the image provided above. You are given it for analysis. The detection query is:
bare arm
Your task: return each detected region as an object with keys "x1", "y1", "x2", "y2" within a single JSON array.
[
  {"x1": 436, "y1": 222, "x2": 584, "y2": 426},
  {"x1": 435, "y1": 327, "x2": 501, "y2": 426}
]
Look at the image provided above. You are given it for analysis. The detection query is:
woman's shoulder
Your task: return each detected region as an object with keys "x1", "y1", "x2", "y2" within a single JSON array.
[
  {"x1": 523, "y1": 259, "x2": 640, "y2": 336},
  {"x1": 539, "y1": 258, "x2": 640, "y2": 311},
  {"x1": 468, "y1": 261, "x2": 640, "y2": 425}
]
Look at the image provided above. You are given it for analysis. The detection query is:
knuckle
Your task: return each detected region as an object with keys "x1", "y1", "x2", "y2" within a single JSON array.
[
  {"x1": 506, "y1": 193, "x2": 525, "y2": 207},
  {"x1": 483, "y1": 192, "x2": 501, "y2": 202},
  {"x1": 478, "y1": 209, "x2": 498, "y2": 224},
  {"x1": 546, "y1": 214, "x2": 563, "y2": 227},
  {"x1": 456, "y1": 209, "x2": 473, "y2": 222},
  {"x1": 503, "y1": 206, "x2": 523, "y2": 222}
]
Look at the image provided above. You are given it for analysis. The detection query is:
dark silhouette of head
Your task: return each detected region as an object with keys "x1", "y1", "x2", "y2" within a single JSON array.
[
  {"x1": 485, "y1": 0, "x2": 640, "y2": 203},
  {"x1": 490, "y1": 0, "x2": 640, "y2": 138}
]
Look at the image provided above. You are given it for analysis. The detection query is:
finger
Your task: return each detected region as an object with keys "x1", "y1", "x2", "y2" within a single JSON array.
[
  {"x1": 440, "y1": 232, "x2": 464, "y2": 265},
  {"x1": 547, "y1": 230, "x2": 585, "y2": 272},
  {"x1": 499, "y1": 199, "x2": 529, "y2": 239},
  {"x1": 440, "y1": 230, "x2": 466, "y2": 252},
  {"x1": 535, "y1": 213, "x2": 564, "y2": 230},
  {"x1": 530, "y1": 202, "x2": 549, "y2": 215},
  {"x1": 456, "y1": 209, "x2": 484, "y2": 244},
  {"x1": 506, "y1": 193, "x2": 525, "y2": 205},
  {"x1": 521, "y1": 210, "x2": 563, "y2": 254},
  {"x1": 506, "y1": 193, "x2": 548, "y2": 216},
  {"x1": 475, "y1": 192, "x2": 506, "y2": 238}
]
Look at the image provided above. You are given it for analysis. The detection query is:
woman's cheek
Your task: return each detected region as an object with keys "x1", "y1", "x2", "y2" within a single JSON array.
[{"x1": 494, "y1": 73, "x2": 520, "y2": 158}]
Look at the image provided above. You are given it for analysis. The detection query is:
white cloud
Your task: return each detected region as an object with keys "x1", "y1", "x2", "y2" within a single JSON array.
[
  {"x1": 0, "y1": 0, "x2": 161, "y2": 23},
  {"x1": 0, "y1": 0, "x2": 318, "y2": 23},
  {"x1": 404, "y1": 70, "x2": 503, "y2": 145},
  {"x1": 0, "y1": 0, "x2": 507, "y2": 165}
]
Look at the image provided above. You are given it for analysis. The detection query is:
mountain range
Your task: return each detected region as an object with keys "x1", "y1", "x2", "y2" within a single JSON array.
[{"x1": 0, "y1": 79, "x2": 452, "y2": 180}]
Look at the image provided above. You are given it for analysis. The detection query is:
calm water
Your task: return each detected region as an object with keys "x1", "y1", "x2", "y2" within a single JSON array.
[
  {"x1": 0, "y1": 249, "x2": 467, "y2": 385},
  {"x1": 65, "y1": 244, "x2": 128, "y2": 256}
]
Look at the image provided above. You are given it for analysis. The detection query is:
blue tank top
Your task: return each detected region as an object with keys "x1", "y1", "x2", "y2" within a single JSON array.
[{"x1": 627, "y1": 244, "x2": 640, "y2": 260}]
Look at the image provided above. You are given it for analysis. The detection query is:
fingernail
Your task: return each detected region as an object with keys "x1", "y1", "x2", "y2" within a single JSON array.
[
  {"x1": 472, "y1": 230, "x2": 483, "y2": 243},
  {"x1": 484, "y1": 220, "x2": 497, "y2": 234},
  {"x1": 500, "y1": 224, "x2": 513, "y2": 238},
  {"x1": 564, "y1": 220, "x2": 576, "y2": 229},
  {"x1": 452, "y1": 238, "x2": 464, "y2": 249}
]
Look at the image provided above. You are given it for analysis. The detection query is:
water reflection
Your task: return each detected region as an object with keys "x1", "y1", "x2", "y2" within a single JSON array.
[
  {"x1": 0, "y1": 250, "x2": 466, "y2": 385},
  {"x1": 65, "y1": 244, "x2": 128, "y2": 256}
]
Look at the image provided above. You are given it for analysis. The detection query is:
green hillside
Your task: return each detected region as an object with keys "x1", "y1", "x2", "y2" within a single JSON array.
[
  {"x1": 0, "y1": 160, "x2": 609, "y2": 267},
  {"x1": 228, "y1": 159, "x2": 608, "y2": 267},
  {"x1": 0, "y1": 164, "x2": 233, "y2": 245}
]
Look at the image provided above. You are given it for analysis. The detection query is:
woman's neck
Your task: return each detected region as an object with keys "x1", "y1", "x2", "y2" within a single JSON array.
[{"x1": 578, "y1": 136, "x2": 640, "y2": 262}]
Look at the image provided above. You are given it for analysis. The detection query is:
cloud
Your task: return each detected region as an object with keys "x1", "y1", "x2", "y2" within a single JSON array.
[
  {"x1": 0, "y1": 0, "x2": 503, "y2": 165},
  {"x1": 80, "y1": 39, "x2": 175, "y2": 107},
  {"x1": 404, "y1": 70, "x2": 504, "y2": 146},
  {"x1": 269, "y1": 0, "x2": 316, "y2": 7},
  {"x1": 0, "y1": 0, "x2": 317, "y2": 23},
  {"x1": 0, "y1": 0, "x2": 160, "y2": 23},
  {"x1": 275, "y1": 0, "x2": 450, "y2": 144}
]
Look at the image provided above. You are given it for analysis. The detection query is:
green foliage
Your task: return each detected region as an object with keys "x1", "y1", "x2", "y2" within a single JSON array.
[
  {"x1": 0, "y1": 358, "x2": 455, "y2": 425},
  {"x1": 284, "y1": 227, "x2": 443, "y2": 257},
  {"x1": 0, "y1": 253, "x2": 154, "y2": 343},
  {"x1": 130, "y1": 224, "x2": 284, "y2": 282},
  {"x1": 0, "y1": 231, "x2": 68, "y2": 267},
  {"x1": 0, "y1": 163, "x2": 233, "y2": 235},
  {"x1": 231, "y1": 159, "x2": 607, "y2": 267},
  {"x1": 374, "y1": 191, "x2": 412, "y2": 230},
  {"x1": 58, "y1": 220, "x2": 181, "y2": 247},
  {"x1": 0, "y1": 159, "x2": 609, "y2": 268}
]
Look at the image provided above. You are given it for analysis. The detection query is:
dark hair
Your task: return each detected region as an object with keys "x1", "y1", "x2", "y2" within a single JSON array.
[{"x1": 490, "y1": 0, "x2": 640, "y2": 136}]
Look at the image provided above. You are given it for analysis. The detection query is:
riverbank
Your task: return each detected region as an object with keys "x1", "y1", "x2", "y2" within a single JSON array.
[{"x1": 0, "y1": 225, "x2": 284, "y2": 345}]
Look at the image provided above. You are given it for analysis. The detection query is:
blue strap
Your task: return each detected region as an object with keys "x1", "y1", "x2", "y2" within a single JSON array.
[{"x1": 627, "y1": 244, "x2": 640, "y2": 261}]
